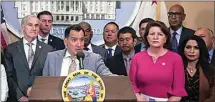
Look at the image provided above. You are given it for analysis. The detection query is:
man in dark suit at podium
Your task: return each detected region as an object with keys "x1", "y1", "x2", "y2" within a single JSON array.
[
  {"x1": 168, "y1": 4, "x2": 194, "y2": 52},
  {"x1": 79, "y1": 21, "x2": 108, "y2": 61},
  {"x1": 4, "y1": 15, "x2": 53, "y2": 101},
  {"x1": 37, "y1": 11, "x2": 65, "y2": 51},
  {"x1": 106, "y1": 27, "x2": 137, "y2": 76},
  {"x1": 43, "y1": 24, "x2": 113, "y2": 76}
]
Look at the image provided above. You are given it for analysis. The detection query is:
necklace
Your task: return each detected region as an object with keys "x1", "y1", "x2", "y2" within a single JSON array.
[{"x1": 187, "y1": 66, "x2": 196, "y2": 74}]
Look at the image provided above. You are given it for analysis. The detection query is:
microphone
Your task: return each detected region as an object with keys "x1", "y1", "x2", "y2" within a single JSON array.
[{"x1": 77, "y1": 52, "x2": 85, "y2": 70}]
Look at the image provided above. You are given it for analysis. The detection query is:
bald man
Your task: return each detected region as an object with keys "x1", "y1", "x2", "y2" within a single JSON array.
[
  {"x1": 79, "y1": 22, "x2": 108, "y2": 62},
  {"x1": 168, "y1": 4, "x2": 194, "y2": 52},
  {"x1": 194, "y1": 27, "x2": 215, "y2": 65}
]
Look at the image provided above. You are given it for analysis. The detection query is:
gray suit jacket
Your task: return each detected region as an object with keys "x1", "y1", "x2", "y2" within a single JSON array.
[
  {"x1": 4, "y1": 39, "x2": 53, "y2": 101},
  {"x1": 43, "y1": 49, "x2": 113, "y2": 76},
  {"x1": 91, "y1": 44, "x2": 108, "y2": 62}
]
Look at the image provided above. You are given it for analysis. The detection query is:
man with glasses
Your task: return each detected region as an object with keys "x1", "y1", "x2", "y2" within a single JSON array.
[
  {"x1": 106, "y1": 27, "x2": 137, "y2": 76},
  {"x1": 168, "y1": 4, "x2": 194, "y2": 53}
]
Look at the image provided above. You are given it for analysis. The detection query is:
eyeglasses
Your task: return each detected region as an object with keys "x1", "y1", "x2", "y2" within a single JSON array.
[{"x1": 168, "y1": 12, "x2": 184, "y2": 18}]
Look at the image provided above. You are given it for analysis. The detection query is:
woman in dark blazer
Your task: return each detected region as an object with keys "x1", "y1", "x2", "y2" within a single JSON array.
[{"x1": 179, "y1": 35, "x2": 215, "y2": 102}]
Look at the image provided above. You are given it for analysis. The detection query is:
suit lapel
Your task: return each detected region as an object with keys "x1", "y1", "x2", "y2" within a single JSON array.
[
  {"x1": 56, "y1": 49, "x2": 66, "y2": 76},
  {"x1": 16, "y1": 40, "x2": 29, "y2": 69},
  {"x1": 117, "y1": 53, "x2": 127, "y2": 76},
  {"x1": 83, "y1": 51, "x2": 90, "y2": 69},
  {"x1": 31, "y1": 41, "x2": 43, "y2": 69},
  {"x1": 114, "y1": 46, "x2": 121, "y2": 55}
]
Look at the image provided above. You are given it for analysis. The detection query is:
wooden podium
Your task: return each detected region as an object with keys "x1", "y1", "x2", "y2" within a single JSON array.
[{"x1": 29, "y1": 76, "x2": 136, "y2": 102}]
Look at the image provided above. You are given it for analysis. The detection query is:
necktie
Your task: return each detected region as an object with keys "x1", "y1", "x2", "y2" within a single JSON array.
[
  {"x1": 124, "y1": 57, "x2": 131, "y2": 75},
  {"x1": 84, "y1": 47, "x2": 89, "y2": 51},
  {"x1": 68, "y1": 57, "x2": 77, "y2": 74},
  {"x1": 107, "y1": 48, "x2": 113, "y2": 58},
  {"x1": 27, "y1": 43, "x2": 34, "y2": 69},
  {"x1": 41, "y1": 38, "x2": 46, "y2": 43},
  {"x1": 172, "y1": 32, "x2": 178, "y2": 52}
]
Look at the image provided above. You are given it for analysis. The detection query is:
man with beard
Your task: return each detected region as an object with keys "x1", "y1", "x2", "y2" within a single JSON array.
[
  {"x1": 106, "y1": 27, "x2": 137, "y2": 76},
  {"x1": 37, "y1": 11, "x2": 65, "y2": 51},
  {"x1": 168, "y1": 4, "x2": 194, "y2": 52}
]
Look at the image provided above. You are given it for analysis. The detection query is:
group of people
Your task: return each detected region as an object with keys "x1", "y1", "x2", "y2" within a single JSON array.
[{"x1": 1, "y1": 4, "x2": 215, "y2": 102}]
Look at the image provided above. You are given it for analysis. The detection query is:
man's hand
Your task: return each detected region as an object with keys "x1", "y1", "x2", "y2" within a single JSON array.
[
  {"x1": 19, "y1": 96, "x2": 28, "y2": 102},
  {"x1": 27, "y1": 87, "x2": 32, "y2": 97}
]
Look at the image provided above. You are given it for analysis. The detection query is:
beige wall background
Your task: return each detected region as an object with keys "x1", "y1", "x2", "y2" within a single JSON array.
[{"x1": 166, "y1": 2, "x2": 214, "y2": 32}]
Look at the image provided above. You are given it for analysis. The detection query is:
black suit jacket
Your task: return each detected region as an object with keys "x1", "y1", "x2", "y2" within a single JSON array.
[
  {"x1": 91, "y1": 44, "x2": 108, "y2": 62},
  {"x1": 179, "y1": 26, "x2": 195, "y2": 45},
  {"x1": 48, "y1": 34, "x2": 65, "y2": 51},
  {"x1": 105, "y1": 52, "x2": 127, "y2": 76},
  {"x1": 105, "y1": 50, "x2": 138, "y2": 76},
  {"x1": 4, "y1": 39, "x2": 53, "y2": 101}
]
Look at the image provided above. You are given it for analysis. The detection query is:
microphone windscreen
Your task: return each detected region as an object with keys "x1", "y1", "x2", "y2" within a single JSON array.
[{"x1": 77, "y1": 51, "x2": 85, "y2": 60}]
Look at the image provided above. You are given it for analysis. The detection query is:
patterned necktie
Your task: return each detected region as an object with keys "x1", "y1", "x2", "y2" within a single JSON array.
[
  {"x1": 124, "y1": 57, "x2": 131, "y2": 75},
  {"x1": 107, "y1": 48, "x2": 113, "y2": 58},
  {"x1": 27, "y1": 43, "x2": 34, "y2": 69},
  {"x1": 172, "y1": 32, "x2": 178, "y2": 52},
  {"x1": 68, "y1": 57, "x2": 77, "y2": 74}
]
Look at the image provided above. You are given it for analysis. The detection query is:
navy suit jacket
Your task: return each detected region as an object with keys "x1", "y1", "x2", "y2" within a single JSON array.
[
  {"x1": 178, "y1": 27, "x2": 195, "y2": 45},
  {"x1": 48, "y1": 34, "x2": 65, "y2": 51},
  {"x1": 4, "y1": 39, "x2": 53, "y2": 101}
]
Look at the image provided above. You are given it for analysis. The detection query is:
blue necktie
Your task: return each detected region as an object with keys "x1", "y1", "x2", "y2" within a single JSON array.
[
  {"x1": 172, "y1": 32, "x2": 178, "y2": 52},
  {"x1": 107, "y1": 48, "x2": 113, "y2": 58},
  {"x1": 84, "y1": 47, "x2": 89, "y2": 51}
]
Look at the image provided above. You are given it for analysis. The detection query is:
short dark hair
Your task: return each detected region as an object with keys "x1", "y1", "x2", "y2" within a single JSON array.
[
  {"x1": 117, "y1": 26, "x2": 137, "y2": 39},
  {"x1": 64, "y1": 24, "x2": 85, "y2": 38},
  {"x1": 37, "y1": 11, "x2": 53, "y2": 20},
  {"x1": 178, "y1": 35, "x2": 214, "y2": 87},
  {"x1": 139, "y1": 18, "x2": 154, "y2": 28},
  {"x1": 144, "y1": 21, "x2": 171, "y2": 50},
  {"x1": 103, "y1": 22, "x2": 119, "y2": 31}
]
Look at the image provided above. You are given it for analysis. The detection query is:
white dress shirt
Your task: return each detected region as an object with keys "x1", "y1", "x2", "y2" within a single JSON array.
[
  {"x1": 23, "y1": 38, "x2": 37, "y2": 60},
  {"x1": 60, "y1": 51, "x2": 79, "y2": 76},
  {"x1": 170, "y1": 26, "x2": 183, "y2": 44},
  {"x1": 85, "y1": 43, "x2": 93, "y2": 52},
  {"x1": 1, "y1": 64, "x2": 8, "y2": 101},
  {"x1": 38, "y1": 34, "x2": 49, "y2": 44},
  {"x1": 104, "y1": 44, "x2": 117, "y2": 56}
]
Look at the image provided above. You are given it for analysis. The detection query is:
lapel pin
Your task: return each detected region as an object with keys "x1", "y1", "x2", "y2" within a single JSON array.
[
  {"x1": 50, "y1": 39, "x2": 52, "y2": 42},
  {"x1": 39, "y1": 46, "x2": 42, "y2": 48},
  {"x1": 162, "y1": 62, "x2": 166, "y2": 66}
]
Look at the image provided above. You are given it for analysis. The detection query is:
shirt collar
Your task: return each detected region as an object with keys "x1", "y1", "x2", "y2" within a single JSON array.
[
  {"x1": 170, "y1": 26, "x2": 183, "y2": 36},
  {"x1": 23, "y1": 38, "x2": 37, "y2": 45},
  {"x1": 38, "y1": 34, "x2": 49, "y2": 41},
  {"x1": 104, "y1": 44, "x2": 117, "y2": 51},
  {"x1": 122, "y1": 50, "x2": 135, "y2": 60},
  {"x1": 86, "y1": 43, "x2": 93, "y2": 51},
  {"x1": 209, "y1": 49, "x2": 214, "y2": 56},
  {"x1": 64, "y1": 50, "x2": 77, "y2": 59}
]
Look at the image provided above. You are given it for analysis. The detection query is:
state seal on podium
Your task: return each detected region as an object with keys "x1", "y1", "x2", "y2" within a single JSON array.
[{"x1": 62, "y1": 70, "x2": 105, "y2": 102}]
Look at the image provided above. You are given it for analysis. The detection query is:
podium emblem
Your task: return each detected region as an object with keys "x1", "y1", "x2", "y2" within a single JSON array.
[{"x1": 62, "y1": 70, "x2": 105, "y2": 102}]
